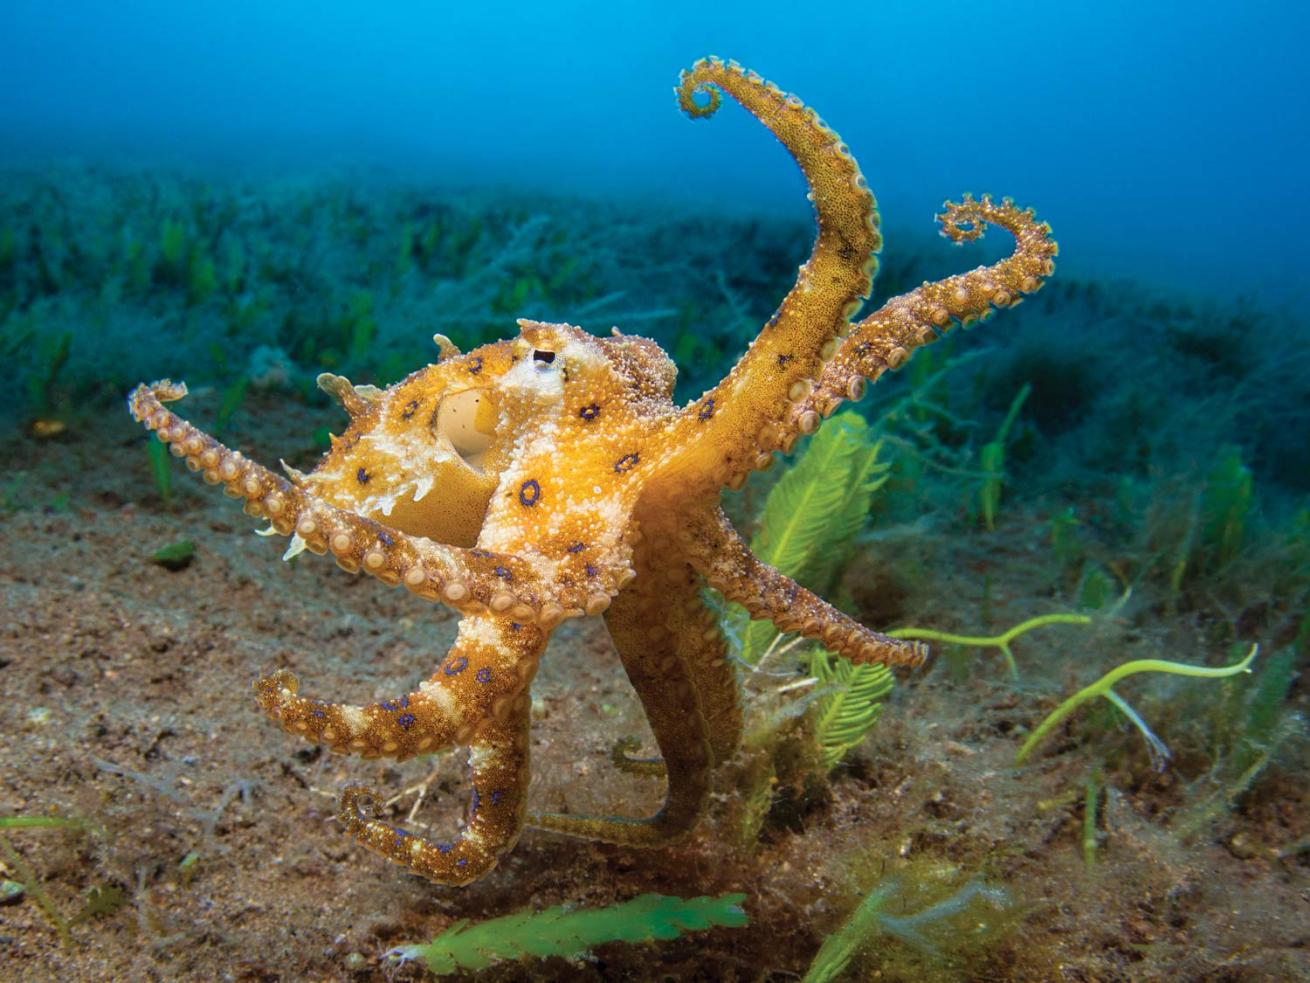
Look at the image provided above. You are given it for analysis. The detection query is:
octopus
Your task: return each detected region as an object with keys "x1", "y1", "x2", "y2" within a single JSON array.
[{"x1": 128, "y1": 57, "x2": 1056, "y2": 885}]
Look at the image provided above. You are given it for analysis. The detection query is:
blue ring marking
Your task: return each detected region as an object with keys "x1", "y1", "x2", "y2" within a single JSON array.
[
  {"x1": 519, "y1": 479, "x2": 541, "y2": 507},
  {"x1": 698, "y1": 398, "x2": 715, "y2": 420},
  {"x1": 469, "y1": 789, "x2": 480, "y2": 816},
  {"x1": 443, "y1": 656, "x2": 469, "y2": 676},
  {"x1": 585, "y1": 563, "x2": 598, "y2": 577},
  {"x1": 614, "y1": 453, "x2": 639, "y2": 474},
  {"x1": 470, "y1": 548, "x2": 493, "y2": 558},
  {"x1": 490, "y1": 790, "x2": 504, "y2": 806},
  {"x1": 396, "y1": 713, "x2": 416, "y2": 730},
  {"x1": 475, "y1": 667, "x2": 493, "y2": 684},
  {"x1": 457, "y1": 858, "x2": 468, "y2": 868},
  {"x1": 566, "y1": 542, "x2": 586, "y2": 553},
  {"x1": 493, "y1": 565, "x2": 512, "y2": 580},
  {"x1": 509, "y1": 622, "x2": 521, "y2": 631},
  {"x1": 437, "y1": 841, "x2": 454, "y2": 854},
  {"x1": 467, "y1": 356, "x2": 482, "y2": 374},
  {"x1": 578, "y1": 403, "x2": 600, "y2": 421}
]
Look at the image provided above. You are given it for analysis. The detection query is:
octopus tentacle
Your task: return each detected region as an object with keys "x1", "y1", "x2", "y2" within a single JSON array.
[
  {"x1": 530, "y1": 535, "x2": 722, "y2": 845},
  {"x1": 254, "y1": 615, "x2": 547, "y2": 760},
  {"x1": 683, "y1": 508, "x2": 928, "y2": 669},
  {"x1": 663, "y1": 555, "x2": 742, "y2": 767},
  {"x1": 611, "y1": 736, "x2": 667, "y2": 776},
  {"x1": 791, "y1": 195, "x2": 1058, "y2": 427},
  {"x1": 656, "y1": 56, "x2": 880, "y2": 494},
  {"x1": 339, "y1": 691, "x2": 531, "y2": 885},
  {"x1": 128, "y1": 381, "x2": 625, "y2": 623},
  {"x1": 606, "y1": 547, "x2": 740, "y2": 780}
]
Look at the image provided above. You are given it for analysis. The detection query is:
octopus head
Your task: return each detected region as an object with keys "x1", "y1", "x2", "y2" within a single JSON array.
[{"x1": 301, "y1": 320, "x2": 675, "y2": 548}]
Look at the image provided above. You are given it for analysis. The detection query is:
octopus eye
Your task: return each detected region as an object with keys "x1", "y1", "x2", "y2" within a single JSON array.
[
  {"x1": 532, "y1": 349, "x2": 556, "y2": 365},
  {"x1": 434, "y1": 388, "x2": 498, "y2": 469}
]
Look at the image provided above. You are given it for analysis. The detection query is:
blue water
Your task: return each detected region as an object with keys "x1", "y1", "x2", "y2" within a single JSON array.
[{"x1": 1, "y1": 0, "x2": 1306, "y2": 300}]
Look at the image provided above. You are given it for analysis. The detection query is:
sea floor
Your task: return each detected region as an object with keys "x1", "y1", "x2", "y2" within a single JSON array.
[
  {"x1": 1, "y1": 168, "x2": 1308, "y2": 981},
  {"x1": 1, "y1": 389, "x2": 1306, "y2": 982}
]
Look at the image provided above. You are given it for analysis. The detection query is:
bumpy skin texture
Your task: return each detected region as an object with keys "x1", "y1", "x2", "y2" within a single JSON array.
[{"x1": 127, "y1": 56, "x2": 1056, "y2": 885}]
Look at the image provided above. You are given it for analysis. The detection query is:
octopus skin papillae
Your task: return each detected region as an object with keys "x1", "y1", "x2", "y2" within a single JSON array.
[{"x1": 128, "y1": 57, "x2": 1057, "y2": 885}]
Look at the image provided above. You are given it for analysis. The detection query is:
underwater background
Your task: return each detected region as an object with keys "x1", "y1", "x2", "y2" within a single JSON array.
[{"x1": 1, "y1": 2, "x2": 1307, "y2": 980}]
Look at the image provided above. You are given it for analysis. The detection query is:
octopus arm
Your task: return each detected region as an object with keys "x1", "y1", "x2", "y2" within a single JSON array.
[
  {"x1": 339, "y1": 691, "x2": 532, "y2": 885},
  {"x1": 610, "y1": 735, "x2": 667, "y2": 776},
  {"x1": 529, "y1": 540, "x2": 728, "y2": 845},
  {"x1": 683, "y1": 508, "x2": 927, "y2": 670},
  {"x1": 254, "y1": 616, "x2": 546, "y2": 761},
  {"x1": 128, "y1": 381, "x2": 618, "y2": 621},
  {"x1": 654, "y1": 57, "x2": 880, "y2": 493},
  {"x1": 790, "y1": 195, "x2": 1058, "y2": 429}
]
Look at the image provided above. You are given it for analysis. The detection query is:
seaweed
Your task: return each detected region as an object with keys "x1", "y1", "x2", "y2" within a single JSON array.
[
  {"x1": 730, "y1": 411, "x2": 889, "y2": 666},
  {"x1": 1197, "y1": 444, "x2": 1253, "y2": 571},
  {"x1": 155, "y1": 217, "x2": 188, "y2": 285},
  {"x1": 150, "y1": 539, "x2": 195, "y2": 571},
  {"x1": 808, "y1": 653, "x2": 893, "y2": 771},
  {"x1": 1172, "y1": 644, "x2": 1303, "y2": 837},
  {"x1": 978, "y1": 381, "x2": 1030, "y2": 530},
  {"x1": 1015, "y1": 644, "x2": 1258, "y2": 766},
  {"x1": 0, "y1": 814, "x2": 119, "y2": 948},
  {"x1": 24, "y1": 328, "x2": 72, "y2": 418},
  {"x1": 891, "y1": 612, "x2": 1093, "y2": 679},
  {"x1": 803, "y1": 871, "x2": 1010, "y2": 982},
  {"x1": 388, "y1": 893, "x2": 748, "y2": 976},
  {"x1": 146, "y1": 437, "x2": 174, "y2": 508},
  {"x1": 1049, "y1": 505, "x2": 1082, "y2": 568},
  {"x1": 1082, "y1": 774, "x2": 1101, "y2": 868},
  {"x1": 213, "y1": 374, "x2": 248, "y2": 439}
]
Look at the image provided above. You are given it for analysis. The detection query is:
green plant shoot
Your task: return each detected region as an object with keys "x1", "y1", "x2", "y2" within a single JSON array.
[
  {"x1": 733, "y1": 412, "x2": 889, "y2": 665},
  {"x1": 979, "y1": 381, "x2": 1030, "y2": 530},
  {"x1": 389, "y1": 893, "x2": 748, "y2": 976},
  {"x1": 146, "y1": 437, "x2": 174, "y2": 508},
  {"x1": 1015, "y1": 645, "x2": 1258, "y2": 765},
  {"x1": 890, "y1": 612, "x2": 1092, "y2": 678}
]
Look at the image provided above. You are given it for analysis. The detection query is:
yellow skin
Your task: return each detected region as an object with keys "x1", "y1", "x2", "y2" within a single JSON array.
[{"x1": 128, "y1": 57, "x2": 1057, "y2": 886}]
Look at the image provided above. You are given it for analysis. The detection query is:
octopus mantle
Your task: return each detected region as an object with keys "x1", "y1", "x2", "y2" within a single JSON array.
[{"x1": 129, "y1": 57, "x2": 1056, "y2": 885}]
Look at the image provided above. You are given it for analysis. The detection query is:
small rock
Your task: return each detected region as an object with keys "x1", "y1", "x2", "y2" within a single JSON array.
[
  {"x1": 0, "y1": 880, "x2": 24, "y2": 905},
  {"x1": 150, "y1": 540, "x2": 196, "y2": 571},
  {"x1": 343, "y1": 952, "x2": 368, "y2": 971},
  {"x1": 1226, "y1": 831, "x2": 1259, "y2": 860}
]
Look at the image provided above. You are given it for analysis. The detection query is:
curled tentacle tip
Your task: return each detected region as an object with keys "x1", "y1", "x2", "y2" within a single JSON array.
[
  {"x1": 677, "y1": 59, "x2": 727, "y2": 119},
  {"x1": 938, "y1": 200, "x2": 987, "y2": 244},
  {"x1": 254, "y1": 669, "x2": 299, "y2": 708},
  {"x1": 152, "y1": 379, "x2": 188, "y2": 402},
  {"x1": 339, "y1": 785, "x2": 379, "y2": 819},
  {"x1": 128, "y1": 378, "x2": 187, "y2": 419},
  {"x1": 906, "y1": 641, "x2": 931, "y2": 668},
  {"x1": 677, "y1": 81, "x2": 722, "y2": 119}
]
